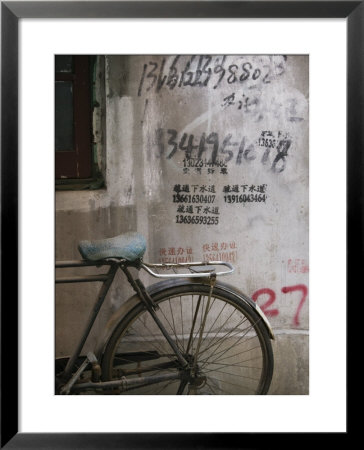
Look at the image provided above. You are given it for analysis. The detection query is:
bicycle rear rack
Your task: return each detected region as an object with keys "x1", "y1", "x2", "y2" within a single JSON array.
[
  {"x1": 55, "y1": 259, "x2": 234, "y2": 283},
  {"x1": 140, "y1": 260, "x2": 234, "y2": 279}
]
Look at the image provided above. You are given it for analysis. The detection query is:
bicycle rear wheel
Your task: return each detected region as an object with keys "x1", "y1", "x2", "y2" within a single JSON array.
[{"x1": 101, "y1": 283, "x2": 273, "y2": 394}]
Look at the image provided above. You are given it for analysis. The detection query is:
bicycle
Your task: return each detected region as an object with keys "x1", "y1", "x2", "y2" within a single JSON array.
[{"x1": 55, "y1": 231, "x2": 274, "y2": 395}]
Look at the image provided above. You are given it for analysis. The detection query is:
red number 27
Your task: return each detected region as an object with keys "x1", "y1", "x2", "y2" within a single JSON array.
[{"x1": 252, "y1": 284, "x2": 308, "y2": 326}]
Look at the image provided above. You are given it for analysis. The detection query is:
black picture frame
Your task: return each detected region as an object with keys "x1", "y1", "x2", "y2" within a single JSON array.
[{"x1": 1, "y1": 1, "x2": 355, "y2": 448}]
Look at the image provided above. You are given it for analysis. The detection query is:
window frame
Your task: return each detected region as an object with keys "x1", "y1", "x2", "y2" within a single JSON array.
[{"x1": 55, "y1": 55, "x2": 93, "y2": 180}]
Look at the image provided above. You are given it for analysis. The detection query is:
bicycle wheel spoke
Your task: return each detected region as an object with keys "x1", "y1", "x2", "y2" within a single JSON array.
[
  {"x1": 157, "y1": 299, "x2": 185, "y2": 353},
  {"x1": 207, "y1": 343, "x2": 263, "y2": 367},
  {"x1": 198, "y1": 333, "x2": 260, "y2": 368},
  {"x1": 197, "y1": 306, "x2": 246, "y2": 358},
  {"x1": 118, "y1": 318, "x2": 179, "y2": 372},
  {"x1": 202, "y1": 357, "x2": 264, "y2": 372},
  {"x1": 198, "y1": 315, "x2": 261, "y2": 366},
  {"x1": 179, "y1": 296, "x2": 185, "y2": 353},
  {"x1": 199, "y1": 333, "x2": 262, "y2": 372},
  {"x1": 197, "y1": 318, "x2": 252, "y2": 366},
  {"x1": 131, "y1": 318, "x2": 174, "y2": 361},
  {"x1": 205, "y1": 366, "x2": 262, "y2": 381}
]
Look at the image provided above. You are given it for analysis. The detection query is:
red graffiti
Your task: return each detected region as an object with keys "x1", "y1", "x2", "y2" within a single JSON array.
[
  {"x1": 251, "y1": 288, "x2": 279, "y2": 317},
  {"x1": 287, "y1": 258, "x2": 309, "y2": 274},
  {"x1": 252, "y1": 284, "x2": 308, "y2": 326},
  {"x1": 281, "y1": 284, "x2": 308, "y2": 326}
]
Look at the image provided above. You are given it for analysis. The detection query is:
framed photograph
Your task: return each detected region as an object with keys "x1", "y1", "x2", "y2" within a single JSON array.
[{"x1": 1, "y1": 1, "x2": 355, "y2": 447}]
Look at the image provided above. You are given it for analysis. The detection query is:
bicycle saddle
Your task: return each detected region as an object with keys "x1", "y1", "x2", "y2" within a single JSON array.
[{"x1": 78, "y1": 232, "x2": 146, "y2": 262}]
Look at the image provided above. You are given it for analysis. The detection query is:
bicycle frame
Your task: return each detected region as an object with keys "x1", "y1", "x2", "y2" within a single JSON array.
[{"x1": 55, "y1": 258, "x2": 233, "y2": 394}]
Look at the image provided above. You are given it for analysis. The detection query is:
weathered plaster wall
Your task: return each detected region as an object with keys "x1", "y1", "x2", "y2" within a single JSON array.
[{"x1": 56, "y1": 54, "x2": 309, "y2": 394}]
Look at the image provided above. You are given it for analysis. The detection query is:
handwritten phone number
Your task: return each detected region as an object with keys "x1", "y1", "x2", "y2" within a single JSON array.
[
  {"x1": 155, "y1": 128, "x2": 290, "y2": 172},
  {"x1": 137, "y1": 55, "x2": 286, "y2": 96},
  {"x1": 173, "y1": 194, "x2": 216, "y2": 204},
  {"x1": 224, "y1": 194, "x2": 267, "y2": 203},
  {"x1": 176, "y1": 215, "x2": 219, "y2": 225}
]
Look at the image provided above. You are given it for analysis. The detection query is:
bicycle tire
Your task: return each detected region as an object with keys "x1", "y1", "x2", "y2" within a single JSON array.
[{"x1": 101, "y1": 282, "x2": 273, "y2": 394}]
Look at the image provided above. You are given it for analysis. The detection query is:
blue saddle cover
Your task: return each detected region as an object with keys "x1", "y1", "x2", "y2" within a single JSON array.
[{"x1": 78, "y1": 232, "x2": 146, "y2": 262}]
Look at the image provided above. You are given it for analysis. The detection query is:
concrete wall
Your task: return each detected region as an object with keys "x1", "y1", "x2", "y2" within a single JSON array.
[{"x1": 56, "y1": 54, "x2": 309, "y2": 394}]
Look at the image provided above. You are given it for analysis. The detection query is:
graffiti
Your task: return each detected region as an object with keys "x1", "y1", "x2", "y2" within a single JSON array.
[
  {"x1": 137, "y1": 55, "x2": 287, "y2": 96},
  {"x1": 160, "y1": 246, "x2": 193, "y2": 256},
  {"x1": 223, "y1": 183, "x2": 268, "y2": 204},
  {"x1": 172, "y1": 181, "x2": 270, "y2": 227},
  {"x1": 183, "y1": 158, "x2": 227, "y2": 168},
  {"x1": 176, "y1": 215, "x2": 219, "y2": 225},
  {"x1": 174, "y1": 184, "x2": 216, "y2": 204},
  {"x1": 287, "y1": 259, "x2": 309, "y2": 274},
  {"x1": 224, "y1": 193, "x2": 267, "y2": 204},
  {"x1": 221, "y1": 92, "x2": 259, "y2": 114},
  {"x1": 156, "y1": 128, "x2": 291, "y2": 172},
  {"x1": 182, "y1": 166, "x2": 228, "y2": 176},
  {"x1": 203, "y1": 241, "x2": 237, "y2": 252},
  {"x1": 252, "y1": 288, "x2": 279, "y2": 318},
  {"x1": 182, "y1": 158, "x2": 228, "y2": 175},
  {"x1": 224, "y1": 184, "x2": 267, "y2": 193},
  {"x1": 221, "y1": 91, "x2": 305, "y2": 123},
  {"x1": 202, "y1": 241, "x2": 238, "y2": 263},
  {"x1": 159, "y1": 246, "x2": 194, "y2": 264},
  {"x1": 281, "y1": 284, "x2": 308, "y2": 326},
  {"x1": 173, "y1": 194, "x2": 216, "y2": 204},
  {"x1": 172, "y1": 184, "x2": 219, "y2": 226},
  {"x1": 258, "y1": 130, "x2": 291, "y2": 146},
  {"x1": 252, "y1": 284, "x2": 308, "y2": 327},
  {"x1": 174, "y1": 183, "x2": 216, "y2": 193}
]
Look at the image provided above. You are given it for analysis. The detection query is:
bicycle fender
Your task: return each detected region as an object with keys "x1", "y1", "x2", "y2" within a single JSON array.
[
  {"x1": 218, "y1": 283, "x2": 275, "y2": 340},
  {"x1": 144, "y1": 278, "x2": 275, "y2": 340},
  {"x1": 95, "y1": 278, "x2": 274, "y2": 360}
]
